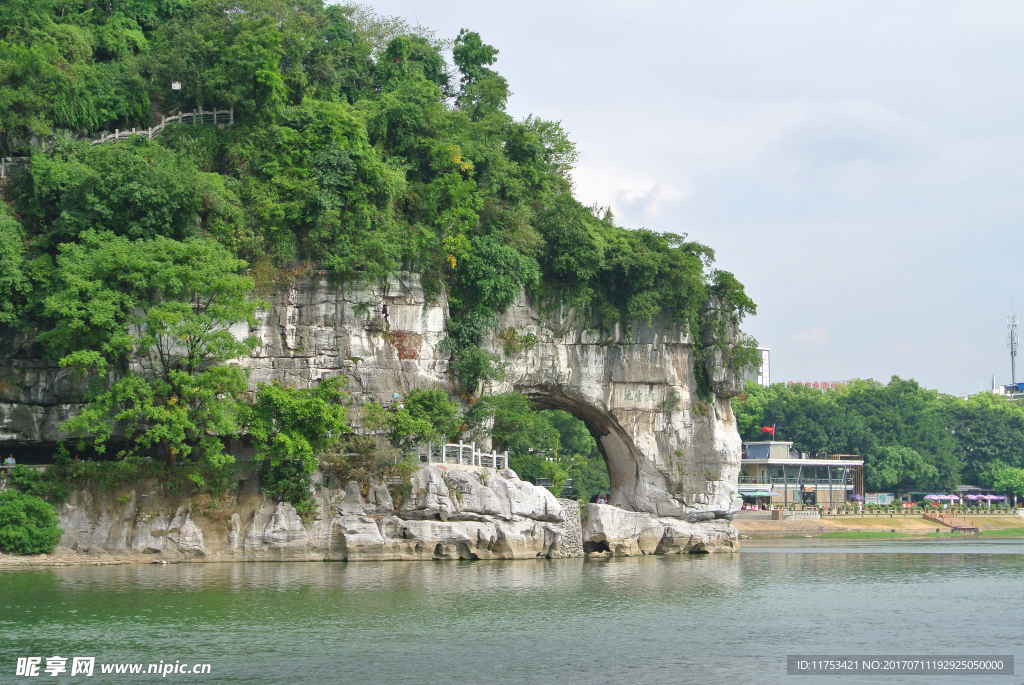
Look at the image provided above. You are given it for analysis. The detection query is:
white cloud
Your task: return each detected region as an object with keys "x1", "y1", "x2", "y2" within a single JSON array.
[{"x1": 573, "y1": 165, "x2": 691, "y2": 224}]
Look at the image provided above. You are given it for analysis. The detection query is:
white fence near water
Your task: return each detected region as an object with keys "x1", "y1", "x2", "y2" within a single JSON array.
[
  {"x1": 92, "y1": 108, "x2": 234, "y2": 145},
  {"x1": 417, "y1": 442, "x2": 509, "y2": 470}
]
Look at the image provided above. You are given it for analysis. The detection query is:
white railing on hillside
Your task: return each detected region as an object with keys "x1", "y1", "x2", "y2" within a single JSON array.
[
  {"x1": 1, "y1": 109, "x2": 236, "y2": 179},
  {"x1": 92, "y1": 108, "x2": 234, "y2": 145},
  {"x1": 417, "y1": 441, "x2": 509, "y2": 470}
]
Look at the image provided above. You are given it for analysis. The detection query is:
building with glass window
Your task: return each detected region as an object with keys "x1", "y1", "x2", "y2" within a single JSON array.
[{"x1": 738, "y1": 440, "x2": 864, "y2": 507}]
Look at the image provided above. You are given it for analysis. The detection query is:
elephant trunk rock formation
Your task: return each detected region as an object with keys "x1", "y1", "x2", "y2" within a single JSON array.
[{"x1": 1, "y1": 272, "x2": 746, "y2": 557}]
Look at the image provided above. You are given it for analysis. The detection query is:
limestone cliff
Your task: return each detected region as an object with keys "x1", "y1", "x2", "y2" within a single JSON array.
[
  {"x1": 47, "y1": 463, "x2": 735, "y2": 561},
  {"x1": 233, "y1": 273, "x2": 744, "y2": 521},
  {"x1": 54, "y1": 464, "x2": 571, "y2": 561},
  {"x1": 1, "y1": 271, "x2": 746, "y2": 556}
]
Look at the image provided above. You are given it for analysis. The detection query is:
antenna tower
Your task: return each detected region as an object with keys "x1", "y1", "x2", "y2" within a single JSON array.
[{"x1": 1009, "y1": 314, "x2": 1019, "y2": 388}]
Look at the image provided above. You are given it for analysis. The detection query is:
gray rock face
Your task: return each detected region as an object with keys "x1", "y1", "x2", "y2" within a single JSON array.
[
  {"x1": 231, "y1": 273, "x2": 743, "y2": 524},
  {"x1": 2, "y1": 271, "x2": 747, "y2": 547},
  {"x1": 582, "y1": 503, "x2": 737, "y2": 556},
  {"x1": 46, "y1": 463, "x2": 738, "y2": 561},
  {"x1": 50, "y1": 464, "x2": 569, "y2": 561}
]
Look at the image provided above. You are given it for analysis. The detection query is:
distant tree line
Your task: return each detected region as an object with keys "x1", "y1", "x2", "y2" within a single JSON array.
[{"x1": 733, "y1": 378, "x2": 1024, "y2": 498}]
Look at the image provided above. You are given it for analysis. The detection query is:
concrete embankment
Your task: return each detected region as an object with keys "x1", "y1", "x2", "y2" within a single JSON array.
[{"x1": 735, "y1": 513, "x2": 1024, "y2": 538}]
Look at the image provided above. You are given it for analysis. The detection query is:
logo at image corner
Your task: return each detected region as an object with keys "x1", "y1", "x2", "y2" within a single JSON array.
[{"x1": 16, "y1": 656, "x2": 94, "y2": 677}]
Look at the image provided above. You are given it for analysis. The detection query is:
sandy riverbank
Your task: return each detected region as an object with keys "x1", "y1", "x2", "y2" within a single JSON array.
[
  {"x1": 735, "y1": 514, "x2": 1024, "y2": 538},
  {"x1": 0, "y1": 548, "x2": 178, "y2": 567}
]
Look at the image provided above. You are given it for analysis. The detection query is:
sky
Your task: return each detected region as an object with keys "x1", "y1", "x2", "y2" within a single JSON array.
[{"x1": 361, "y1": 0, "x2": 1024, "y2": 395}]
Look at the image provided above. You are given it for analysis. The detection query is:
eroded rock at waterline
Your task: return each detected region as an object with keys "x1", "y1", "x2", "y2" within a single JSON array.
[
  {"x1": 2, "y1": 271, "x2": 746, "y2": 548},
  {"x1": 582, "y1": 503, "x2": 738, "y2": 556},
  {"x1": 51, "y1": 464, "x2": 571, "y2": 562}
]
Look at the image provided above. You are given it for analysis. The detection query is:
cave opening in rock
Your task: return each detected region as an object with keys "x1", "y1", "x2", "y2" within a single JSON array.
[
  {"x1": 532, "y1": 409, "x2": 610, "y2": 503},
  {"x1": 517, "y1": 388, "x2": 638, "y2": 508}
]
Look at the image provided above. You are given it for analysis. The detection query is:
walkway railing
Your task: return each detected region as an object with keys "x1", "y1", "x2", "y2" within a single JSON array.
[
  {"x1": 739, "y1": 476, "x2": 850, "y2": 486},
  {"x1": 416, "y1": 442, "x2": 508, "y2": 470},
  {"x1": 1, "y1": 110, "x2": 236, "y2": 179},
  {"x1": 0, "y1": 464, "x2": 46, "y2": 473},
  {"x1": 0, "y1": 157, "x2": 28, "y2": 179},
  {"x1": 92, "y1": 108, "x2": 234, "y2": 145}
]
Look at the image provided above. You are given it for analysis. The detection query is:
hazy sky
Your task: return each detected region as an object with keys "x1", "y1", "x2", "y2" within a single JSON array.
[{"x1": 363, "y1": 1, "x2": 1024, "y2": 394}]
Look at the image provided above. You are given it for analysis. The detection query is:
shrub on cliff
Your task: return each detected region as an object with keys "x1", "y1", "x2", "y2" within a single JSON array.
[
  {"x1": 364, "y1": 388, "x2": 463, "y2": 448},
  {"x1": 257, "y1": 458, "x2": 316, "y2": 517},
  {"x1": 0, "y1": 490, "x2": 63, "y2": 556}
]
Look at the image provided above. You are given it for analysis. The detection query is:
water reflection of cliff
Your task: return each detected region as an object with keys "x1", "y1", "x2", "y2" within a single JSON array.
[{"x1": 28, "y1": 555, "x2": 743, "y2": 596}]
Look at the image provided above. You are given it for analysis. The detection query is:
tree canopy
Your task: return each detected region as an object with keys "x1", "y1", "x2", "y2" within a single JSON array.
[
  {"x1": 0, "y1": 489, "x2": 62, "y2": 555},
  {"x1": 0, "y1": 0, "x2": 758, "y2": 472}
]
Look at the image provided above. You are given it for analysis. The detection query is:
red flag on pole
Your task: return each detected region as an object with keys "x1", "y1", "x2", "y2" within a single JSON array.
[{"x1": 761, "y1": 426, "x2": 775, "y2": 436}]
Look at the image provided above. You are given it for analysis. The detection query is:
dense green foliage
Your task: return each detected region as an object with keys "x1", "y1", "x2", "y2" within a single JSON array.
[
  {"x1": 52, "y1": 233, "x2": 260, "y2": 466},
  {"x1": 1, "y1": 0, "x2": 756, "y2": 403},
  {"x1": 258, "y1": 457, "x2": 315, "y2": 515},
  {"x1": 240, "y1": 377, "x2": 351, "y2": 472},
  {"x1": 992, "y1": 463, "x2": 1024, "y2": 498},
  {"x1": 734, "y1": 378, "x2": 1024, "y2": 494},
  {"x1": 541, "y1": 409, "x2": 610, "y2": 503},
  {"x1": 0, "y1": 489, "x2": 62, "y2": 555},
  {"x1": 11, "y1": 443, "x2": 239, "y2": 502},
  {"x1": 365, "y1": 388, "x2": 463, "y2": 448},
  {"x1": 6, "y1": 463, "x2": 71, "y2": 503}
]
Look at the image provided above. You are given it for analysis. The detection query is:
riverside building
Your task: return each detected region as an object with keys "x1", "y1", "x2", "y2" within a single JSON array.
[{"x1": 738, "y1": 440, "x2": 864, "y2": 508}]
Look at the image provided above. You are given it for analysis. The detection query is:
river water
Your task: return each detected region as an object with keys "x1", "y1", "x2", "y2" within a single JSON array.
[{"x1": 2, "y1": 540, "x2": 1022, "y2": 684}]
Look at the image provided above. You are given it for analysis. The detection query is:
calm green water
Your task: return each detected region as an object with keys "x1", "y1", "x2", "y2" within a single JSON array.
[{"x1": 2, "y1": 541, "x2": 1023, "y2": 684}]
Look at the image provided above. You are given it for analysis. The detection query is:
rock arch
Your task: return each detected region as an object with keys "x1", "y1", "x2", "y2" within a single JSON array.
[
  {"x1": 515, "y1": 385, "x2": 641, "y2": 509},
  {"x1": 0, "y1": 272, "x2": 745, "y2": 524},
  {"x1": 489, "y1": 290, "x2": 743, "y2": 520}
]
